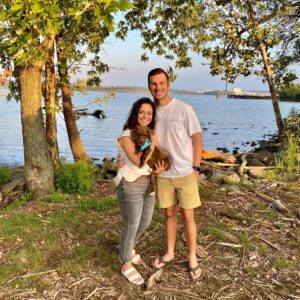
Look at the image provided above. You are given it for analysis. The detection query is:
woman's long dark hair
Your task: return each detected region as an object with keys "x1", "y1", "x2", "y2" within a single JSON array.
[{"x1": 123, "y1": 97, "x2": 156, "y2": 130}]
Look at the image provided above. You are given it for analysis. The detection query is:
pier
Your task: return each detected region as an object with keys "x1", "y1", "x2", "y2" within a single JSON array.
[{"x1": 227, "y1": 91, "x2": 272, "y2": 100}]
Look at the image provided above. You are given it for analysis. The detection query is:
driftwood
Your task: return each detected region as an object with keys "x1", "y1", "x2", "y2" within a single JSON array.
[
  {"x1": 202, "y1": 161, "x2": 275, "y2": 169},
  {"x1": 238, "y1": 154, "x2": 248, "y2": 176},
  {"x1": 255, "y1": 191, "x2": 289, "y2": 213},
  {"x1": 75, "y1": 109, "x2": 106, "y2": 118},
  {"x1": 0, "y1": 178, "x2": 25, "y2": 195},
  {"x1": 146, "y1": 269, "x2": 163, "y2": 289}
]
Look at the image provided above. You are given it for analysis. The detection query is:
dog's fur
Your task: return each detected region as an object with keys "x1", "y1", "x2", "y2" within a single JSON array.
[{"x1": 131, "y1": 125, "x2": 171, "y2": 192}]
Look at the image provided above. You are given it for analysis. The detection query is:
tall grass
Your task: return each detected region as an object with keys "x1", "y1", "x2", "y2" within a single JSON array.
[{"x1": 275, "y1": 133, "x2": 299, "y2": 174}]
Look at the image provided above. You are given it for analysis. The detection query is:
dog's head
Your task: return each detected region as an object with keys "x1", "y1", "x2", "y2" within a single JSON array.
[
  {"x1": 131, "y1": 125, "x2": 154, "y2": 167},
  {"x1": 131, "y1": 125, "x2": 153, "y2": 154}
]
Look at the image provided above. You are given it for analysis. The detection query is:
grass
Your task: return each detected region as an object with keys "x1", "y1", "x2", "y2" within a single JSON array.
[
  {"x1": 4, "y1": 192, "x2": 33, "y2": 211},
  {"x1": 0, "y1": 193, "x2": 121, "y2": 288},
  {"x1": 0, "y1": 165, "x2": 11, "y2": 185}
]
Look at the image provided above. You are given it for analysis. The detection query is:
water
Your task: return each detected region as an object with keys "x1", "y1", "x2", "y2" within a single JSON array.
[{"x1": 0, "y1": 90, "x2": 299, "y2": 166}]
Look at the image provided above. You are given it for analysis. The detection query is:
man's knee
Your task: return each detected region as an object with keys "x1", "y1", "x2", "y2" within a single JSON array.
[
  {"x1": 165, "y1": 205, "x2": 177, "y2": 219},
  {"x1": 181, "y1": 208, "x2": 195, "y2": 224}
]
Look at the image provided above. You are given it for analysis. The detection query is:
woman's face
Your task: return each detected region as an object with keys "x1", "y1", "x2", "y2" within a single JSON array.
[{"x1": 137, "y1": 103, "x2": 153, "y2": 127}]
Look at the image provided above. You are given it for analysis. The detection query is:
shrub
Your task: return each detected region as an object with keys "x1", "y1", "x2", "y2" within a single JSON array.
[
  {"x1": 55, "y1": 160, "x2": 95, "y2": 195},
  {"x1": 0, "y1": 166, "x2": 11, "y2": 185},
  {"x1": 275, "y1": 133, "x2": 299, "y2": 174}
]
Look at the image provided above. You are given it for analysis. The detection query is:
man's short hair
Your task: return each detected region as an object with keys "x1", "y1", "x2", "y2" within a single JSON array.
[{"x1": 148, "y1": 68, "x2": 169, "y2": 84}]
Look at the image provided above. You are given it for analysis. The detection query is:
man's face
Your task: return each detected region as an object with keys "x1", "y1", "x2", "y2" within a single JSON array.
[{"x1": 148, "y1": 73, "x2": 170, "y2": 102}]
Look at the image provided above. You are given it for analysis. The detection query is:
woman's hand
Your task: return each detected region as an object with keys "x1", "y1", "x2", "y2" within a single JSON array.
[
  {"x1": 116, "y1": 153, "x2": 125, "y2": 169},
  {"x1": 153, "y1": 160, "x2": 167, "y2": 176}
]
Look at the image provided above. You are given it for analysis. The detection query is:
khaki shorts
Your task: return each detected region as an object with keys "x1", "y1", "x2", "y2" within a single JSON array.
[{"x1": 156, "y1": 172, "x2": 201, "y2": 209}]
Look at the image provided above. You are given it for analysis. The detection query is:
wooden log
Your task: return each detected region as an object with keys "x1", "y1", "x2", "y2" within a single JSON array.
[
  {"x1": 238, "y1": 154, "x2": 247, "y2": 176},
  {"x1": 255, "y1": 191, "x2": 289, "y2": 213},
  {"x1": 0, "y1": 178, "x2": 25, "y2": 196},
  {"x1": 201, "y1": 161, "x2": 275, "y2": 169}
]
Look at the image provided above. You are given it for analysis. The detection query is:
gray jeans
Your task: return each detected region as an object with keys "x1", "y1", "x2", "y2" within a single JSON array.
[{"x1": 116, "y1": 175, "x2": 155, "y2": 263}]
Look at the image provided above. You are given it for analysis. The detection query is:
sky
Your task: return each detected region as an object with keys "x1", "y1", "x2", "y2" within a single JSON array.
[{"x1": 75, "y1": 29, "x2": 300, "y2": 92}]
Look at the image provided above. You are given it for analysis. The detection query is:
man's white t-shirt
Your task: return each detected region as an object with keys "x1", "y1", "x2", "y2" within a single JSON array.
[{"x1": 155, "y1": 98, "x2": 201, "y2": 178}]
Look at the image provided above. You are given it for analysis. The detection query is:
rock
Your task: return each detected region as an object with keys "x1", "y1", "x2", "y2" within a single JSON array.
[
  {"x1": 209, "y1": 172, "x2": 225, "y2": 184},
  {"x1": 241, "y1": 174, "x2": 249, "y2": 180},
  {"x1": 197, "y1": 173, "x2": 207, "y2": 182},
  {"x1": 224, "y1": 184, "x2": 241, "y2": 193},
  {"x1": 252, "y1": 151, "x2": 275, "y2": 166},
  {"x1": 248, "y1": 168, "x2": 266, "y2": 178},
  {"x1": 241, "y1": 179, "x2": 254, "y2": 187},
  {"x1": 202, "y1": 149, "x2": 227, "y2": 161},
  {"x1": 223, "y1": 172, "x2": 240, "y2": 184},
  {"x1": 248, "y1": 158, "x2": 266, "y2": 167},
  {"x1": 224, "y1": 155, "x2": 237, "y2": 164}
]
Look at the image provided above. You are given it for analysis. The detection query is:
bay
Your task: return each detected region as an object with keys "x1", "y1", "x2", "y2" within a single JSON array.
[{"x1": 0, "y1": 90, "x2": 299, "y2": 166}]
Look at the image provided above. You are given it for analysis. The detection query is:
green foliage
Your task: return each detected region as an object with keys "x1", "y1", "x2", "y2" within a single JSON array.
[
  {"x1": 275, "y1": 133, "x2": 299, "y2": 174},
  {"x1": 279, "y1": 84, "x2": 300, "y2": 101},
  {"x1": 122, "y1": 1, "x2": 298, "y2": 88},
  {"x1": 5, "y1": 192, "x2": 33, "y2": 211},
  {"x1": 284, "y1": 108, "x2": 300, "y2": 137},
  {"x1": 77, "y1": 196, "x2": 117, "y2": 212},
  {"x1": 0, "y1": 166, "x2": 11, "y2": 185},
  {"x1": 55, "y1": 160, "x2": 95, "y2": 195},
  {"x1": 96, "y1": 157, "x2": 117, "y2": 179}
]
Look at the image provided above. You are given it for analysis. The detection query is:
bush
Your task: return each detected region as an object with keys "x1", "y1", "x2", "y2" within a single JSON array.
[
  {"x1": 55, "y1": 160, "x2": 95, "y2": 195},
  {"x1": 275, "y1": 133, "x2": 299, "y2": 174},
  {"x1": 0, "y1": 166, "x2": 11, "y2": 185}
]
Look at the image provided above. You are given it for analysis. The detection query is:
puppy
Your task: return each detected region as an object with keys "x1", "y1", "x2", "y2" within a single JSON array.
[{"x1": 131, "y1": 125, "x2": 171, "y2": 192}]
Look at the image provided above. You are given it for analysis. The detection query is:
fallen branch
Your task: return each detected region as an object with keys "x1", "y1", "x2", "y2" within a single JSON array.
[
  {"x1": 238, "y1": 154, "x2": 248, "y2": 176},
  {"x1": 217, "y1": 242, "x2": 243, "y2": 248},
  {"x1": 69, "y1": 277, "x2": 90, "y2": 289},
  {"x1": 255, "y1": 192, "x2": 289, "y2": 213},
  {"x1": 1, "y1": 178, "x2": 25, "y2": 195},
  {"x1": 159, "y1": 287, "x2": 200, "y2": 299},
  {"x1": 83, "y1": 288, "x2": 99, "y2": 300},
  {"x1": 7, "y1": 269, "x2": 57, "y2": 283},
  {"x1": 146, "y1": 269, "x2": 163, "y2": 289},
  {"x1": 256, "y1": 236, "x2": 281, "y2": 251}
]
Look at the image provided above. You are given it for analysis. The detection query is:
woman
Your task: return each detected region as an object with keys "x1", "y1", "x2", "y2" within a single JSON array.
[{"x1": 115, "y1": 97, "x2": 156, "y2": 285}]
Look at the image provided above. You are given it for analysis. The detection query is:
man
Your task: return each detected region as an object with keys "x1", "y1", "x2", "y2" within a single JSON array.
[{"x1": 148, "y1": 68, "x2": 203, "y2": 280}]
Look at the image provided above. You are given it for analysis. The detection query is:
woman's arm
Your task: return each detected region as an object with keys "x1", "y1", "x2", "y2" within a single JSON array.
[{"x1": 119, "y1": 136, "x2": 142, "y2": 167}]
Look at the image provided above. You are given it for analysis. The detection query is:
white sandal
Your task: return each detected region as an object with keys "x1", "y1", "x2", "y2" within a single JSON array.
[
  {"x1": 131, "y1": 250, "x2": 142, "y2": 265},
  {"x1": 121, "y1": 266, "x2": 144, "y2": 285}
]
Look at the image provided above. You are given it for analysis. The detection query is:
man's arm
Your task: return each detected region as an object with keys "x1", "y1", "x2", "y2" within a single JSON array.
[{"x1": 191, "y1": 132, "x2": 203, "y2": 173}]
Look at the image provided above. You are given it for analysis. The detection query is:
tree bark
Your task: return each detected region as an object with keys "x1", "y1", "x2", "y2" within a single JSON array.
[
  {"x1": 247, "y1": 1, "x2": 286, "y2": 138},
  {"x1": 257, "y1": 39, "x2": 285, "y2": 138},
  {"x1": 57, "y1": 49, "x2": 89, "y2": 161},
  {"x1": 19, "y1": 63, "x2": 54, "y2": 199},
  {"x1": 45, "y1": 44, "x2": 60, "y2": 173}
]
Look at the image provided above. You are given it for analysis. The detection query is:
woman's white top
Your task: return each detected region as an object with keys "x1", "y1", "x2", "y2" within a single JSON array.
[{"x1": 114, "y1": 129, "x2": 151, "y2": 186}]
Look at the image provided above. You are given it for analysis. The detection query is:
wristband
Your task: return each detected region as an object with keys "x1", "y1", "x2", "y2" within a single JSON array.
[{"x1": 192, "y1": 165, "x2": 201, "y2": 172}]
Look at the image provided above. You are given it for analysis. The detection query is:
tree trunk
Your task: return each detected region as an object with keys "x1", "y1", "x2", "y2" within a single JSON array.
[
  {"x1": 45, "y1": 44, "x2": 60, "y2": 173},
  {"x1": 257, "y1": 39, "x2": 285, "y2": 138},
  {"x1": 19, "y1": 63, "x2": 54, "y2": 199},
  {"x1": 247, "y1": 1, "x2": 286, "y2": 138},
  {"x1": 57, "y1": 49, "x2": 89, "y2": 161}
]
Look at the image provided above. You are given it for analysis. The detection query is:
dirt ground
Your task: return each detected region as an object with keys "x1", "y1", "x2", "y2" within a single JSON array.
[{"x1": 0, "y1": 179, "x2": 299, "y2": 300}]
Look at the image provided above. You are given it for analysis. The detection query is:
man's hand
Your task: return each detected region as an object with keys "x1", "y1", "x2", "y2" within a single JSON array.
[
  {"x1": 153, "y1": 160, "x2": 167, "y2": 176},
  {"x1": 116, "y1": 153, "x2": 125, "y2": 169}
]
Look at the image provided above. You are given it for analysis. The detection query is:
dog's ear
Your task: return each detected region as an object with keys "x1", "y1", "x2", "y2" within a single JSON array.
[{"x1": 130, "y1": 128, "x2": 141, "y2": 153}]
